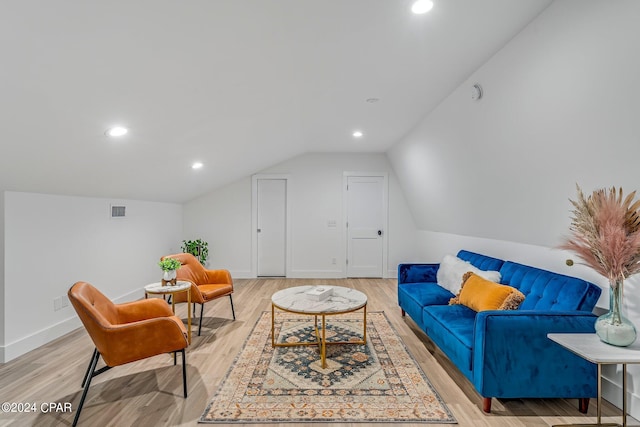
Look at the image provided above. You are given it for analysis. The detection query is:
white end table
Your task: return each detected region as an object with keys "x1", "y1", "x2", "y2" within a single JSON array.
[
  {"x1": 271, "y1": 285, "x2": 367, "y2": 369},
  {"x1": 145, "y1": 281, "x2": 192, "y2": 344},
  {"x1": 548, "y1": 333, "x2": 640, "y2": 427}
]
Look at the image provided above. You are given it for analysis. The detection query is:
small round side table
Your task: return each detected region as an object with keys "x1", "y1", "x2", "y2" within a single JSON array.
[{"x1": 145, "y1": 280, "x2": 192, "y2": 344}]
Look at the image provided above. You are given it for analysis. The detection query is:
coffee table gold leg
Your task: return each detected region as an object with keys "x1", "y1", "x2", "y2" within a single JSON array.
[
  {"x1": 271, "y1": 304, "x2": 275, "y2": 347},
  {"x1": 363, "y1": 304, "x2": 367, "y2": 344},
  {"x1": 322, "y1": 315, "x2": 326, "y2": 369}
]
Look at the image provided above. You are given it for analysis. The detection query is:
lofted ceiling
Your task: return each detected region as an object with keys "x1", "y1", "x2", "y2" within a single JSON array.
[{"x1": 0, "y1": 0, "x2": 552, "y2": 203}]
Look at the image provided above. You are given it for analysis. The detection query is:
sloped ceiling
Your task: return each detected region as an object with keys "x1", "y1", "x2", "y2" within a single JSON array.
[{"x1": 0, "y1": 0, "x2": 552, "y2": 203}]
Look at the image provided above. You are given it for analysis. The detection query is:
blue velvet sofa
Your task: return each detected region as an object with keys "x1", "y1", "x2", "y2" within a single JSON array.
[{"x1": 398, "y1": 250, "x2": 602, "y2": 413}]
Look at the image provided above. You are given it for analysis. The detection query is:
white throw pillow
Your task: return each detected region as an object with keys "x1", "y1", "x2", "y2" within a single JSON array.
[{"x1": 436, "y1": 254, "x2": 502, "y2": 295}]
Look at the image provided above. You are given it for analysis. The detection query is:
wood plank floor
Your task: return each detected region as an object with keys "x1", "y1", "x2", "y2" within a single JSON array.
[{"x1": 0, "y1": 278, "x2": 627, "y2": 426}]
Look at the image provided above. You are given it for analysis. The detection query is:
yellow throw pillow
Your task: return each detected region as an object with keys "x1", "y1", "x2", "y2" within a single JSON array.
[{"x1": 449, "y1": 272, "x2": 525, "y2": 312}]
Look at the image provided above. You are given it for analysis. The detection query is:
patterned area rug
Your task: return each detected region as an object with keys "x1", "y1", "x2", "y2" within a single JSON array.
[{"x1": 200, "y1": 311, "x2": 456, "y2": 423}]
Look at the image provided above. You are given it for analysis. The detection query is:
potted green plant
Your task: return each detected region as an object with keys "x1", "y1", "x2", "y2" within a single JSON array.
[
  {"x1": 181, "y1": 239, "x2": 209, "y2": 265},
  {"x1": 158, "y1": 258, "x2": 182, "y2": 285}
]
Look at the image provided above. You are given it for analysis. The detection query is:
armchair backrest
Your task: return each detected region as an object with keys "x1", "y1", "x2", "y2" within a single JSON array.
[
  {"x1": 163, "y1": 253, "x2": 208, "y2": 285},
  {"x1": 68, "y1": 282, "x2": 119, "y2": 358}
]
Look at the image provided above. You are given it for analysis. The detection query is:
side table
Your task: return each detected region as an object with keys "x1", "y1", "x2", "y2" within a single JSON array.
[
  {"x1": 548, "y1": 333, "x2": 640, "y2": 427},
  {"x1": 145, "y1": 281, "x2": 192, "y2": 344}
]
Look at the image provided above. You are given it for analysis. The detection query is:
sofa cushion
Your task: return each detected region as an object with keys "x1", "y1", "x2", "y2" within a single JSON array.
[
  {"x1": 423, "y1": 304, "x2": 477, "y2": 374},
  {"x1": 398, "y1": 283, "x2": 453, "y2": 329},
  {"x1": 499, "y1": 261, "x2": 601, "y2": 311},
  {"x1": 457, "y1": 250, "x2": 505, "y2": 271},
  {"x1": 452, "y1": 273, "x2": 524, "y2": 312},
  {"x1": 437, "y1": 254, "x2": 501, "y2": 294}
]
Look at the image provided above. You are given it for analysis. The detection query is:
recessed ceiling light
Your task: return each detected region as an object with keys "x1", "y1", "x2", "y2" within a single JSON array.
[
  {"x1": 366, "y1": 98, "x2": 380, "y2": 103},
  {"x1": 411, "y1": 0, "x2": 434, "y2": 14},
  {"x1": 192, "y1": 162, "x2": 203, "y2": 170},
  {"x1": 352, "y1": 131, "x2": 364, "y2": 138},
  {"x1": 105, "y1": 126, "x2": 128, "y2": 137}
]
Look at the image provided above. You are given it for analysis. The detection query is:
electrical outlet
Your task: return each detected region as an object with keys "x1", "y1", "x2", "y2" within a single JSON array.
[
  {"x1": 331, "y1": 258, "x2": 337, "y2": 265},
  {"x1": 53, "y1": 297, "x2": 62, "y2": 311},
  {"x1": 62, "y1": 295, "x2": 69, "y2": 308}
]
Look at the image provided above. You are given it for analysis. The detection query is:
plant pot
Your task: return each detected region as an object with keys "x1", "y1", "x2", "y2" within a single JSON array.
[
  {"x1": 595, "y1": 278, "x2": 637, "y2": 347},
  {"x1": 163, "y1": 269, "x2": 177, "y2": 282}
]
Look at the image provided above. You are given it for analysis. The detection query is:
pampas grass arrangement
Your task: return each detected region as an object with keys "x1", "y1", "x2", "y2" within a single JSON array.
[
  {"x1": 561, "y1": 185, "x2": 640, "y2": 283},
  {"x1": 560, "y1": 184, "x2": 640, "y2": 346}
]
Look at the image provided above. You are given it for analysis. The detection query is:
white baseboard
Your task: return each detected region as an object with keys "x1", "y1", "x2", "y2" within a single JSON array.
[
  {"x1": 602, "y1": 372, "x2": 640, "y2": 421},
  {"x1": 288, "y1": 270, "x2": 344, "y2": 279},
  {"x1": 229, "y1": 270, "x2": 253, "y2": 279},
  {"x1": 228, "y1": 269, "x2": 397, "y2": 280},
  {"x1": 1, "y1": 315, "x2": 81, "y2": 363},
  {"x1": 1, "y1": 287, "x2": 145, "y2": 363}
]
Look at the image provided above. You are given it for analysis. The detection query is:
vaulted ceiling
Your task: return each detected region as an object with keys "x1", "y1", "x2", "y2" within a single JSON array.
[{"x1": 0, "y1": 0, "x2": 552, "y2": 203}]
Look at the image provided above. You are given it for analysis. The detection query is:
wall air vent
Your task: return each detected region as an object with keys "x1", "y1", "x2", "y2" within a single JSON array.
[{"x1": 111, "y1": 205, "x2": 126, "y2": 218}]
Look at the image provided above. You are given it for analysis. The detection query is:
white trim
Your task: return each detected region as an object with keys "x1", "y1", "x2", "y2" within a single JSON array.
[
  {"x1": 342, "y1": 171, "x2": 389, "y2": 279},
  {"x1": 288, "y1": 269, "x2": 345, "y2": 279},
  {"x1": 1, "y1": 287, "x2": 142, "y2": 363},
  {"x1": 228, "y1": 270, "x2": 254, "y2": 279},
  {"x1": 602, "y1": 372, "x2": 640, "y2": 418},
  {"x1": 251, "y1": 174, "x2": 292, "y2": 278}
]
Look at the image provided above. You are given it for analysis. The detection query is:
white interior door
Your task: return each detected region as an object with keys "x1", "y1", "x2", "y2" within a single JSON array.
[
  {"x1": 257, "y1": 179, "x2": 286, "y2": 276},
  {"x1": 346, "y1": 176, "x2": 385, "y2": 278}
]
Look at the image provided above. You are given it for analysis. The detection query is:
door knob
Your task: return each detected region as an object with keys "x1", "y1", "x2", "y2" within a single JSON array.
[
  {"x1": 378, "y1": 230, "x2": 382, "y2": 236},
  {"x1": 257, "y1": 229, "x2": 261, "y2": 233}
]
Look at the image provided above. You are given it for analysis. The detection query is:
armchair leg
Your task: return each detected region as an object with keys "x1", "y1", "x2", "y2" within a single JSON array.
[
  {"x1": 81, "y1": 348, "x2": 99, "y2": 388},
  {"x1": 73, "y1": 349, "x2": 100, "y2": 427},
  {"x1": 198, "y1": 303, "x2": 204, "y2": 336},
  {"x1": 482, "y1": 397, "x2": 492, "y2": 413},
  {"x1": 182, "y1": 349, "x2": 187, "y2": 398},
  {"x1": 401, "y1": 308, "x2": 405, "y2": 317},
  {"x1": 229, "y1": 294, "x2": 236, "y2": 320}
]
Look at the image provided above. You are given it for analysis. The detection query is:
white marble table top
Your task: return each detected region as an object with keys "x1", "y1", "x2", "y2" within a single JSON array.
[
  {"x1": 271, "y1": 285, "x2": 367, "y2": 314},
  {"x1": 548, "y1": 333, "x2": 640, "y2": 364},
  {"x1": 145, "y1": 281, "x2": 191, "y2": 294}
]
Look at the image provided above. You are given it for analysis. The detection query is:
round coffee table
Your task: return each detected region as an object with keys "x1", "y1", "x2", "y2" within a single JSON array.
[{"x1": 271, "y1": 285, "x2": 367, "y2": 368}]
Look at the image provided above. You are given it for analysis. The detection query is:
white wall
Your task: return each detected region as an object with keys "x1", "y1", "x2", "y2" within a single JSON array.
[
  {"x1": 0, "y1": 194, "x2": 5, "y2": 362},
  {"x1": 388, "y1": 0, "x2": 640, "y2": 248},
  {"x1": 183, "y1": 177, "x2": 253, "y2": 275},
  {"x1": 1, "y1": 191, "x2": 182, "y2": 362},
  {"x1": 183, "y1": 152, "x2": 419, "y2": 279},
  {"x1": 386, "y1": 0, "x2": 640, "y2": 418}
]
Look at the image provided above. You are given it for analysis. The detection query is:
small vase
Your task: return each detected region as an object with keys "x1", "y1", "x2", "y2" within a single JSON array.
[{"x1": 595, "y1": 278, "x2": 637, "y2": 346}]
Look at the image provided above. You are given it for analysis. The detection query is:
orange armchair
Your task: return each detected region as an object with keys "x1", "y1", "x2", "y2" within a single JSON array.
[
  {"x1": 161, "y1": 253, "x2": 235, "y2": 335},
  {"x1": 68, "y1": 282, "x2": 188, "y2": 427}
]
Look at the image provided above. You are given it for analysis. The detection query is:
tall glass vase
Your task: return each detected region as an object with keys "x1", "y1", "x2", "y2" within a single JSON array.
[{"x1": 595, "y1": 278, "x2": 637, "y2": 346}]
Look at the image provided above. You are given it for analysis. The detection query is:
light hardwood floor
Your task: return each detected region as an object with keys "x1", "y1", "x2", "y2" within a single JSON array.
[{"x1": 0, "y1": 278, "x2": 626, "y2": 426}]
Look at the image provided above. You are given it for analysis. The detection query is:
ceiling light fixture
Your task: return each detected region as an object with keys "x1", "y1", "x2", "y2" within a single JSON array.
[
  {"x1": 352, "y1": 131, "x2": 364, "y2": 138},
  {"x1": 192, "y1": 162, "x2": 204, "y2": 170},
  {"x1": 366, "y1": 98, "x2": 380, "y2": 103},
  {"x1": 411, "y1": 0, "x2": 434, "y2": 14},
  {"x1": 105, "y1": 126, "x2": 128, "y2": 137}
]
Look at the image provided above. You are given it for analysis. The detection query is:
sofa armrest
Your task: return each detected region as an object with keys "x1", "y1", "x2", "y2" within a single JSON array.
[
  {"x1": 472, "y1": 310, "x2": 598, "y2": 399},
  {"x1": 398, "y1": 263, "x2": 439, "y2": 284}
]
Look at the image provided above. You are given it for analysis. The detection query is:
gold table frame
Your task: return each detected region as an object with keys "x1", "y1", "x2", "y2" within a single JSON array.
[{"x1": 271, "y1": 300, "x2": 367, "y2": 369}]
